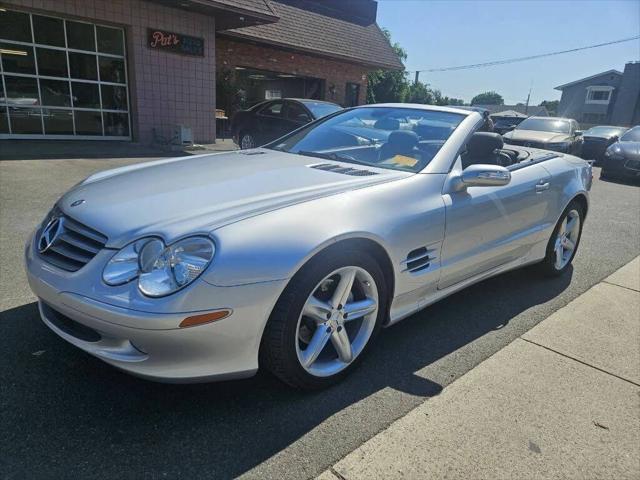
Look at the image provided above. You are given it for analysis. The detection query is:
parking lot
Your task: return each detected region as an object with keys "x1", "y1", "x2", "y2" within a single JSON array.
[{"x1": 1, "y1": 157, "x2": 639, "y2": 479}]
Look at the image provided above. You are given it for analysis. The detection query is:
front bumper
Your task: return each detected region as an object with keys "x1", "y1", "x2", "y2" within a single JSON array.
[
  {"x1": 25, "y1": 234, "x2": 287, "y2": 383},
  {"x1": 601, "y1": 156, "x2": 640, "y2": 179}
]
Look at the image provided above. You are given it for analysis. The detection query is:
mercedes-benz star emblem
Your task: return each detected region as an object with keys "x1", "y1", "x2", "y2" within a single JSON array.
[
  {"x1": 70, "y1": 199, "x2": 85, "y2": 207},
  {"x1": 38, "y1": 217, "x2": 64, "y2": 253}
]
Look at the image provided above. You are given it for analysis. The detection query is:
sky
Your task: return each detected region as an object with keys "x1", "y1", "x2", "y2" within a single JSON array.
[{"x1": 376, "y1": 0, "x2": 640, "y2": 105}]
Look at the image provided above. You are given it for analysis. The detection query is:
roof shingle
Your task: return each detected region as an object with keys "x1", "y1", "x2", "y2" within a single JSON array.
[{"x1": 220, "y1": 0, "x2": 404, "y2": 70}]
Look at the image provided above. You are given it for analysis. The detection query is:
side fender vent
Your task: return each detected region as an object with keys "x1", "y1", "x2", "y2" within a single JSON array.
[
  {"x1": 309, "y1": 163, "x2": 378, "y2": 176},
  {"x1": 402, "y1": 247, "x2": 436, "y2": 273}
]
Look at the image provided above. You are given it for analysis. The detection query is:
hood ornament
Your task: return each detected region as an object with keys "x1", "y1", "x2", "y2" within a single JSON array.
[{"x1": 38, "y1": 217, "x2": 64, "y2": 253}]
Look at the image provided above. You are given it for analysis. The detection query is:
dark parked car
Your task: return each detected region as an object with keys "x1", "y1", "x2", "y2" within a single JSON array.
[
  {"x1": 502, "y1": 117, "x2": 583, "y2": 155},
  {"x1": 492, "y1": 116, "x2": 526, "y2": 135},
  {"x1": 231, "y1": 99, "x2": 342, "y2": 149},
  {"x1": 601, "y1": 125, "x2": 640, "y2": 180},
  {"x1": 580, "y1": 126, "x2": 628, "y2": 164}
]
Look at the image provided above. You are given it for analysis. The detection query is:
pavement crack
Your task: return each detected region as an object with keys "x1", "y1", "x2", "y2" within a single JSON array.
[
  {"x1": 520, "y1": 338, "x2": 640, "y2": 387},
  {"x1": 601, "y1": 280, "x2": 640, "y2": 293},
  {"x1": 330, "y1": 467, "x2": 348, "y2": 480}
]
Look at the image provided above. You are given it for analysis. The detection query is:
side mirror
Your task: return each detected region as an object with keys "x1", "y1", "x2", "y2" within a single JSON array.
[
  {"x1": 575, "y1": 130, "x2": 583, "y2": 136},
  {"x1": 461, "y1": 164, "x2": 511, "y2": 188}
]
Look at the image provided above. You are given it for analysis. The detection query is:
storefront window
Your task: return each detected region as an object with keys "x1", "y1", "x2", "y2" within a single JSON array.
[
  {"x1": 0, "y1": 7, "x2": 130, "y2": 139},
  {"x1": 66, "y1": 21, "x2": 96, "y2": 51},
  {"x1": 33, "y1": 15, "x2": 65, "y2": 47},
  {"x1": 1, "y1": 42, "x2": 36, "y2": 74},
  {"x1": 36, "y1": 48, "x2": 68, "y2": 77}
]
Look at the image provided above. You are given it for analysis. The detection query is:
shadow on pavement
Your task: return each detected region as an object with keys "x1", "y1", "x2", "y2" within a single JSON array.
[{"x1": 0, "y1": 265, "x2": 572, "y2": 478}]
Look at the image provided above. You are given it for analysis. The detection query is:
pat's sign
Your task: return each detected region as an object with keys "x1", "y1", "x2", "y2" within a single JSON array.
[{"x1": 147, "y1": 29, "x2": 204, "y2": 57}]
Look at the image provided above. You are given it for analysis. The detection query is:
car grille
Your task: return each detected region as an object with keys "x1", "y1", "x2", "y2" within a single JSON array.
[
  {"x1": 37, "y1": 211, "x2": 107, "y2": 272},
  {"x1": 41, "y1": 302, "x2": 101, "y2": 342}
]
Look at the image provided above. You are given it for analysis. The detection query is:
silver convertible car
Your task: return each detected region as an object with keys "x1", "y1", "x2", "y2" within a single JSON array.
[{"x1": 25, "y1": 104, "x2": 592, "y2": 389}]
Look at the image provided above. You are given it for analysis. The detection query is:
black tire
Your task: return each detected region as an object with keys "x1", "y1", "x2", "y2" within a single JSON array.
[
  {"x1": 536, "y1": 199, "x2": 585, "y2": 277},
  {"x1": 260, "y1": 247, "x2": 388, "y2": 390},
  {"x1": 239, "y1": 131, "x2": 255, "y2": 150}
]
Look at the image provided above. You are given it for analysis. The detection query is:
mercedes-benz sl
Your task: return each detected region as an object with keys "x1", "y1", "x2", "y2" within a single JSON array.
[{"x1": 25, "y1": 104, "x2": 592, "y2": 389}]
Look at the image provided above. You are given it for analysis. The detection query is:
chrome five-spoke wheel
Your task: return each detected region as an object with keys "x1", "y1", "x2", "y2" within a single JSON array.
[
  {"x1": 554, "y1": 209, "x2": 580, "y2": 270},
  {"x1": 296, "y1": 266, "x2": 378, "y2": 377}
]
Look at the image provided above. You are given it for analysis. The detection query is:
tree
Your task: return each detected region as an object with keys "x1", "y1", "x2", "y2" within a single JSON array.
[
  {"x1": 471, "y1": 91, "x2": 504, "y2": 106},
  {"x1": 406, "y1": 81, "x2": 434, "y2": 104},
  {"x1": 539, "y1": 100, "x2": 559, "y2": 116},
  {"x1": 367, "y1": 29, "x2": 409, "y2": 103}
]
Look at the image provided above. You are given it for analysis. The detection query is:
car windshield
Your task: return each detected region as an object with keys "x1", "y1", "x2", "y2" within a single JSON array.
[
  {"x1": 301, "y1": 101, "x2": 342, "y2": 119},
  {"x1": 516, "y1": 118, "x2": 570, "y2": 134},
  {"x1": 267, "y1": 107, "x2": 466, "y2": 173},
  {"x1": 584, "y1": 126, "x2": 626, "y2": 137},
  {"x1": 620, "y1": 127, "x2": 640, "y2": 142}
]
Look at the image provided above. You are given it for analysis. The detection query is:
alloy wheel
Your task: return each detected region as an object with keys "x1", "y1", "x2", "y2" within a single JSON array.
[
  {"x1": 554, "y1": 209, "x2": 580, "y2": 270},
  {"x1": 295, "y1": 266, "x2": 379, "y2": 377},
  {"x1": 240, "y1": 133, "x2": 255, "y2": 149}
]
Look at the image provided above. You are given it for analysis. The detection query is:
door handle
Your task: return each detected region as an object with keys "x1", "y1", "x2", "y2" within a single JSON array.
[{"x1": 535, "y1": 181, "x2": 550, "y2": 192}]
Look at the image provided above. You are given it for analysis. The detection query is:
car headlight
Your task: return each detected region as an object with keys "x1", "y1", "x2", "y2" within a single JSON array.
[
  {"x1": 102, "y1": 236, "x2": 215, "y2": 297},
  {"x1": 547, "y1": 142, "x2": 570, "y2": 152},
  {"x1": 605, "y1": 145, "x2": 624, "y2": 159}
]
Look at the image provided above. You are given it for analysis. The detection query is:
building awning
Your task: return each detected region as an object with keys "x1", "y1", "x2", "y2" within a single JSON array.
[
  {"x1": 149, "y1": 0, "x2": 279, "y2": 30},
  {"x1": 218, "y1": 0, "x2": 404, "y2": 70}
]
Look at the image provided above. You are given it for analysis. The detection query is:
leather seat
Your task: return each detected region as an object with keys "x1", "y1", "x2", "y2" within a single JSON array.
[
  {"x1": 379, "y1": 130, "x2": 421, "y2": 161},
  {"x1": 461, "y1": 132, "x2": 512, "y2": 168}
]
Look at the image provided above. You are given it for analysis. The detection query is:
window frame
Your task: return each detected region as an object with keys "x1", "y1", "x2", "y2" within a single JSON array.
[
  {"x1": 585, "y1": 85, "x2": 614, "y2": 105},
  {"x1": 0, "y1": 8, "x2": 131, "y2": 140}
]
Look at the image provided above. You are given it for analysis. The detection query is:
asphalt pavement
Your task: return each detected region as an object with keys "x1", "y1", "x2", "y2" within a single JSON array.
[{"x1": 0, "y1": 158, "x2": 639, "y2": 480}]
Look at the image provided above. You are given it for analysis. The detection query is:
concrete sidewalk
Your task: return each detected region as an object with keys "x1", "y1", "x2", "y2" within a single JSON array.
[{"x1": 319, "y1": 258, "x2": 640, "y2": 480}]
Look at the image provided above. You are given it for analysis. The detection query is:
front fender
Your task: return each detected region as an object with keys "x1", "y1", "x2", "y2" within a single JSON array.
[{"x1": 202, "y1": 174, "x2": 448, "y2": 298}]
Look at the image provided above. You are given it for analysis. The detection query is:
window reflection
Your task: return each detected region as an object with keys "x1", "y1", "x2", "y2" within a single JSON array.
[
  {"x1": 33, "y1": 15, "x2": 65, "y2": 47},
  {"x1": 9, "y1": 107, "x2": 43, "y2": 134},
  {"x1": 36, "y1": 48, "x2": 68, "y2": 77},
  {"x1": 40, "y1": 79, "x2": 71, "y2": 107},
  {"x1": 74, "y1": 110, "x2": 102, "y2": 135},
  {"x1": 43, "y1": 109, "x2": 74, "y2": 134},
  {"x1": 99, "y1": 57, "x2": 126, "y2": 83}
]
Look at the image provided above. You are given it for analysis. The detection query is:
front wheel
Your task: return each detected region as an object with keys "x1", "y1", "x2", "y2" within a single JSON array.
[
  {"x1": 260, "y1": 249, "x2": 388, "y2": 389},
  {"x1": 537, "y1": 200, "x2": 584, "y2": 277},
  {"x1": 239, "y1": 131, "x2": 256, "y2": 150}
]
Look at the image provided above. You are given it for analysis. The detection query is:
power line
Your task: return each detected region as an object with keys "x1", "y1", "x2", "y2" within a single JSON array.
[{"x1": 408, "y1": 36, "x2": 640, "y2": 74}]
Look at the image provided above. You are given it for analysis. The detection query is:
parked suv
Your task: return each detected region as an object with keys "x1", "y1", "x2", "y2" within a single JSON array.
[{"x1": 502, "y1": 117, "x2": 583, "y2": 155}]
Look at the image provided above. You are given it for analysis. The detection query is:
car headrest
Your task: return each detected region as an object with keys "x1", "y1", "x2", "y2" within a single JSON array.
[
  {"x1": 374, "y1": 118, "x2": 401, "y2": 131},
  {"x1": 386, "y1": 130, "x2": 419, "y2": 153},
  {"x1": 467, "y1": 132, "x2": 504, "y2": 157}
]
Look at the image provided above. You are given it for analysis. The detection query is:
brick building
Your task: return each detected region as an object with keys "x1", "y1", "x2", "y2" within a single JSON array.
[{"x1": 0, "y1": 0, "x2": 401, "y2": 144}]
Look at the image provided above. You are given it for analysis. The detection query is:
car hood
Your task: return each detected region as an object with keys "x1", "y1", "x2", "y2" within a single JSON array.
[
  {"x1": 612, "y1": 141, "x2": 640, "y2": 158},
  {"x1": 58, "y1": 149, "x2": 410, "y2": 248},
  {"x1": 504, "y1": 130, "x2": 570, "y2": 143}
]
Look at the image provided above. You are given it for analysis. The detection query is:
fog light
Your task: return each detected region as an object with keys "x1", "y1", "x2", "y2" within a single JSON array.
[{"x1": 179, "y1": 309, "x2": 232, "y2": 328}]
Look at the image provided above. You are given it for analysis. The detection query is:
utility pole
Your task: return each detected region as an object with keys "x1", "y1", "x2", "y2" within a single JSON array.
[
  {"x1": 414, "y1": 70, "x2": 420, "y2": 85},
  {"x1": 525, "y1": 82, "x2": 532, "y2": 115}
]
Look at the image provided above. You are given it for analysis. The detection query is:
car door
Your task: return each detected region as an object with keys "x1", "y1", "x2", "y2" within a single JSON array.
[
  {"x1": 438, "y1": 162, "x2": 552, "y2": 289},
  {"x1": 255, "y1": 100, "x2": 288, "y2": 144}
]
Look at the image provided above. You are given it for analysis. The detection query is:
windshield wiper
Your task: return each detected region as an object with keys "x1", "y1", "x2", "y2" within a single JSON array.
[{"x1": 297, "y1": 150, "x2": 373, "y2": 167}]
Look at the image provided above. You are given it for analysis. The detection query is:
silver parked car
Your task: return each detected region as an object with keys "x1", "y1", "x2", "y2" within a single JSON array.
[
  {"x1": 502, "y1": 116, "x2": 584, "y2": 155},
  {"x1": 25, "y1": 104, "x2": 592, "y2": 389}
]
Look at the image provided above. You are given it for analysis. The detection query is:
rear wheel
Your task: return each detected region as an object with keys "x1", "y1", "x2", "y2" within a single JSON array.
[
  {"x1": 537, "y1": 200, "x2": 584, "y2": 276},
  {"x1": 260, "y1": 248, "x2": 388, "y2": 389},
  {"x1": 239, "y1": 131, "x2": 256, "y2": 150}
]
